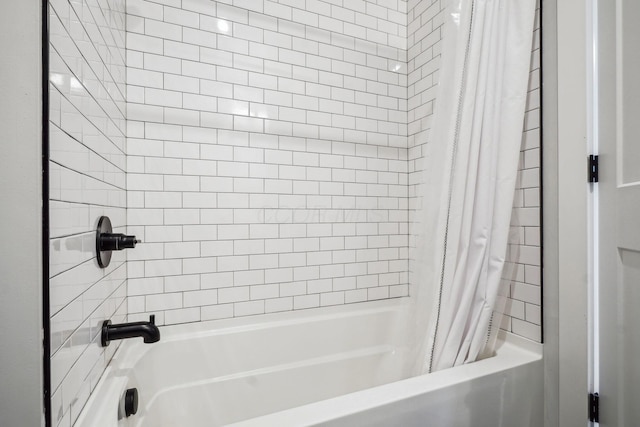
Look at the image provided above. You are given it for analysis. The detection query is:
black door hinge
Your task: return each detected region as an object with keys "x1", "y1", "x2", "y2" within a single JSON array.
[
  {"x1": 589, "y1": 392, "x2": 599, "y2": 422},
  {"x1": 589, "y1": 155, "x2": 599, "y2": 183}
]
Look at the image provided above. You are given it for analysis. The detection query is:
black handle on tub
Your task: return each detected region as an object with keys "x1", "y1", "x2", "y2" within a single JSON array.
[{"x1": 124, "y1": 388, "x2": 138, "y2": 417}]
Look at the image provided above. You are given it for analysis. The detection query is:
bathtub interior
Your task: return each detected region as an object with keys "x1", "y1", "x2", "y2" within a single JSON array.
[
  {"x1": 102, "y1": 300, "x2": 412, "y2": 427},
  {"x1": 75, "y1": 299, "x2": 541, "y2": 427}
]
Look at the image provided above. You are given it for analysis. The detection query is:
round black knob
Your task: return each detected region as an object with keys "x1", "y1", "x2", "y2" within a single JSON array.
[{"x1": 124, "y1": 388, "x2": 139, "y2": 417}]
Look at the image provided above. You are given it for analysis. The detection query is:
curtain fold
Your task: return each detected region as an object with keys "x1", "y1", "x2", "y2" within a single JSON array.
[{"x1": 413, "y1": 0, "x2": 537, "y2": 374}]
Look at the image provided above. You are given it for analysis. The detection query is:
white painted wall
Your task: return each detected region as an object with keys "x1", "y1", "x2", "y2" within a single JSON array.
[
  {"x1": 0, "y1": 0, "x2": 44, "y2": 426},
  {"x1": 557, "y1": 0, "x2": 590, "y2": 421},
  {"x1": 543, "y1": 0, "x2": 590, "y2": 425}
]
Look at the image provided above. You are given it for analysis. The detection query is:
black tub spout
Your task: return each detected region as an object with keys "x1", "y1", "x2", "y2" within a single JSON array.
[{"x1": 101, "y1": 315, "x2": 160, "y2": 347}]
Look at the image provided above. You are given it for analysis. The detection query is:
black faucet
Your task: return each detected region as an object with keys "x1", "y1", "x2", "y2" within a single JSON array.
[{"x1": 101, "y1": 315, "x2": 160, "y2": 347}]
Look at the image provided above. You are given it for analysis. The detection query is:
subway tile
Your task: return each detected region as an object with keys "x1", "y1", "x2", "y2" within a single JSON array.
[
  {"x1": 145, "y1": 19, "x2": 182, "y2": 41},
  {"x1": 127, "y1": 33, "x2": 164, "y2": 55},
  {"x1": 294, "y1": 294, "x2": 320, "y2": 310},
  {"x1": 265, "y1": 297, "x2": 294, "y2": 313},
  {"x1": 183, "y1": 256, "x2": 218, "y2": 274},
  {"x1": 164, "y1": 40, "x2": 200, "y2": 60},
  {"x1": 165, "y1": 274, "x2": 200, "y2": 292},
  {"x1": 201, "y1": 304, "x2": 234, "y2": 320},
  {"x1": 128, "y1": 0, "x2": 164, "y2": 20},
  {"x1": 165, "y1": 307, "x2": 201, "y2": 324},
  {"x1": 164, "y1": 6, "x2": 199, "y2": 28},
  {"x1": 218, "y1": 286, "x2": 250, "y2": 304},
  {"x1": 146, "y1": 293, "x2": 182, "y2": 311},
  {"x1": 184, "y1": 289, "x2": 218, "y2": 307}
]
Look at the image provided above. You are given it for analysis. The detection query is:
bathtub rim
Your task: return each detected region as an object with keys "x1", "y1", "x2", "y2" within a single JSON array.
[{"x1": 226, "y1": 330, "x2": 542, "y2": 427}]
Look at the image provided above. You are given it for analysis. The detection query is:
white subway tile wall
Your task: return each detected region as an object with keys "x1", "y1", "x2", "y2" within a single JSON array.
[
  {"x1": 125, "y1": 0, "x2": 411, "y2": 325},
  {"x1": 48, "y1": 0, "x2": 127, "y2": 425},
  {"x1": 504, "y1": 1, "x2": 542, "y2": 341},
  {"x1": 407, "y1": 0, "x2": 542, "y2": 342}
]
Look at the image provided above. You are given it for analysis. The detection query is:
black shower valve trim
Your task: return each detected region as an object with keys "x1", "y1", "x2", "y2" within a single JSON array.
[{"x1": 96, "y1": 216, "x2": 140, "y2": 268}]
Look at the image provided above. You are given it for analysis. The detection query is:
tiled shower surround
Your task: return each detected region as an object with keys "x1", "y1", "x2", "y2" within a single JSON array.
[
  {"x1": 48, "y1": 0, "x2": 541, "y2": 424},
  {"x1": 125, "y1": 0, "x2": 411, "y2": 325},
  {"x1": 48, "y1": 0, "x2": 127, "y2": 424},
  {"x1": 505, "y1": 3, "x2": 542, "y2": 341}
]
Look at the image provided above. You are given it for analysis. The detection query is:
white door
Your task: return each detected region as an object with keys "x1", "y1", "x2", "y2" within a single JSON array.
[{"x1": 597, "y1": 0, "x2": 640, "y2": 425}]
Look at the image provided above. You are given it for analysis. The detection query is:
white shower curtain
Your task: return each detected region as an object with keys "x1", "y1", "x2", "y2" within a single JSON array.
[{"x1": 412, "y1": 0, "x2": 536, "y2": 373}]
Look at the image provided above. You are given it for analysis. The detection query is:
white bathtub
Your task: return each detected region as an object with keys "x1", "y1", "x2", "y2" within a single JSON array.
[{"x1": 75, "y1": 299, "x2": 543, "y2": 427}]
